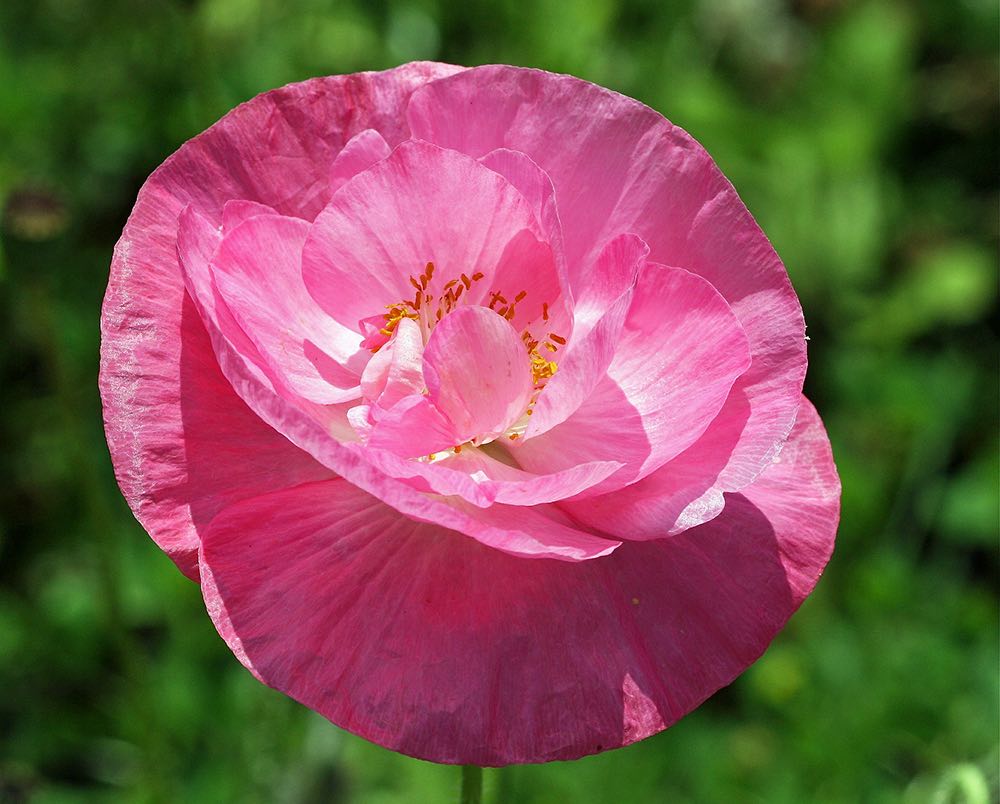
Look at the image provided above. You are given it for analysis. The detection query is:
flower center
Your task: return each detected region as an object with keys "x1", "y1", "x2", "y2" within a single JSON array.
[{"x1": 363, "y1": 262, "x2": 568, "y2": 449}]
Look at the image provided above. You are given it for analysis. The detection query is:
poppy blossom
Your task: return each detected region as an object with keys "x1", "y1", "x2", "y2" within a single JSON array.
[{"x1": 100, "y1": 62, "x2": 839, "y2": 765}]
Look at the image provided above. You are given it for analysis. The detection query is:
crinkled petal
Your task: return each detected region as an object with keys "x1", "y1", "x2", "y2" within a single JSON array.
[
  {"x1": 570, "y1": 233, "x2": 648, "y2": 336},
  {"x1": 199, "y1": 395, "x2": 837, "y2": 764},
  {"x1": 563, "y1": 388, "x2": 751, "y2": 538},
  {"x1": 408, "y1": 64, "x2": 806, "y2": 502},
  {"x1": 368, "y1": 394, "x2": 460, "y2": 457},
  {"x1": 100, "y1": 63, "x2": 465, "y2": 577},
  {"x1": 180, "y1": 301, "x2": 616, "y2": 560},
  {"x1": 177, "y1": 206, "x2": 354, "y2": 438}
]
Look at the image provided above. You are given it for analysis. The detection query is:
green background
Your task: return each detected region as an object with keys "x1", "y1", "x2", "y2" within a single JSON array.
[{"x1": 1, "y1": 0, "x2": 996, "y2": 801}]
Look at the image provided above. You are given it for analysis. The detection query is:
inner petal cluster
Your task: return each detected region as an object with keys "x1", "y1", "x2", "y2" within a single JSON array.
[{"x1": 351, "y1": 258, "x2": 567, "y2": 456}]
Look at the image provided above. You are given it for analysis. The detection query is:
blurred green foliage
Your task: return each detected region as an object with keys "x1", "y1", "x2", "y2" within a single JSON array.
[{"x1": 1, "y1": 0, "x2": 997, "y2": 801}]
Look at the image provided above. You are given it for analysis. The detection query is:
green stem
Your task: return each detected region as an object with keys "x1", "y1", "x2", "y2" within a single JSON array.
[{"x1": 460, "y1": 765, "x2": 483, "y2": 804}]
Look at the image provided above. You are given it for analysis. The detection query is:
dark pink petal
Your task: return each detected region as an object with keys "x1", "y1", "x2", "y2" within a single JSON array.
[
  {"x1": 212, "y1": 214, "x2": 363, "y2": 404},
  {"x1": 329, "y1": 128, "x2": 392, "y2": 194},
  {"x1": 199, "y1": 396, "x2": 837, "y2": 764},
  {"x1": 101, "y1": 64, "x2": 463, "y2": 576},
  {"x1": 301, "y1": 139, "x2": 559, "y2": 337},
  {"x1": 516, "y1": 263, "x2": 752, "y2": 489},
  {"x1": 423, "y1": 306, "x2": 534, "y2": 444},
  {"x1": 408, "y1": 65, "x2": 805, "y2": 502}
]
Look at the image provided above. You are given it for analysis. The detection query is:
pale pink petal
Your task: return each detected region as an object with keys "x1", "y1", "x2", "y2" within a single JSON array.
[
  {"x1": 101, "y1": 65, "x2": 463, "y2": 576},
  {"x1": 359, "y1": 317, "x2": 425, "y2": 412},
  {"x1": 525, "y1": 234, "x2": 647, "y2": 437},
  {"x1": 408, "y1": 65, "x2": 805, "y2": 501},
  {"x1": 199, "y1": 398, "x2": 836, "y2": 763},
  {"x1": 367, "y1": 394, "x2": 460, "y2": 457},
  {"x1": 177, "y1": 206, "x2": 356, "y2": 438},
  {"x1": 571, "y1": 233, "x2": 648, "y2": 336},
  {"x1": 562, "y1": 390, "x2": 751, "y2": 538},
  {"x1": 478, "y1": 147, "x2": 569, "y2": 294},
  {"x1": 329, "y1": 128, "x2": 392, "y2": 194},
  {"x1": 359, "y1": 443, "x2": 623, "y2": 507},
  {"x1": 448, "y1": 448, "x2": 623, "y2": 505},
  {"x1": 222, "y1": 200, "x2": 278, "y2": 232},
  {"x1": 516, "y1": 263, "x2": 752, "y2": 489},
  {"x1": 346, "y1": 404, "x2": 374, "y2": 439},
  {"x1": 212, "y1": 214, "x2": 363, "y2": 404},
  {"x1": 301, "y1": 140, "x2": 558, "y2": 337},
  {"x1": 423, "y1": 305, "x2": 533, "y2": 443}
]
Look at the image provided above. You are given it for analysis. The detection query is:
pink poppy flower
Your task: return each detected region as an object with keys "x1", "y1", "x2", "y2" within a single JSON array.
[{"x1": 100, "y1": 63, "x2": 839, "y2": 765}]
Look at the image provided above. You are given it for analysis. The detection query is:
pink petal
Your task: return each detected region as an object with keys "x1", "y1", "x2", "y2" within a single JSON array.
[
  {"x1": 517, "y1": 263, "x2": 752, "y2": 489},
  {"x1": 367, "y1": 394, "x2": 460, "y2": 457},
  {"x1": 177, "y1": 206, "x2": 354, "y2": 438},
  {"x1": 478, "y1": 147, "x2": 569, "y2": 293},
  {"x1": 525, "y1": 234, "x2": 647, "y2": 437},
  {"x1": 359, "y1": 317, "x2": 425, "y2": 412},
  {"x1": 408, "y1": 65, "x2": 805, "y2": 504},
  {"x1": 364, "y1": 303, "x2": 555, "y2": 460},
  {"x1": 562, "y1": 390, "x2": 751, "y2": 538},
  {"x1": 179, "y1": 291, "x2": 608, "y2": 560},
  {"x1": 571, "y1": 233, "x2": 648, "y2": 336},
  {"x1": 359, "y1": 443, "x2": 623, "y2": 506},
  {"x1": 222, "y1": 200, "x2": 278, "y2": 232},
  {"x1": 301, "y1": 139, "x2": 559, "y2": 338},
  {"x1": 212, "y1": 213, "x2": 363, "y2": 404},
  {"x1": 422, "y1": 305, "x2": 533, "y2": 443},
  {"x1": 199, "y1": 396, "x2": 837, "y2": 764},
  {"x1": 101, "y1": 64, "x2": 463, "y2": 576},
  {"x1": 329, "y1": 128, "x2": 392, "y2": 193}
]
